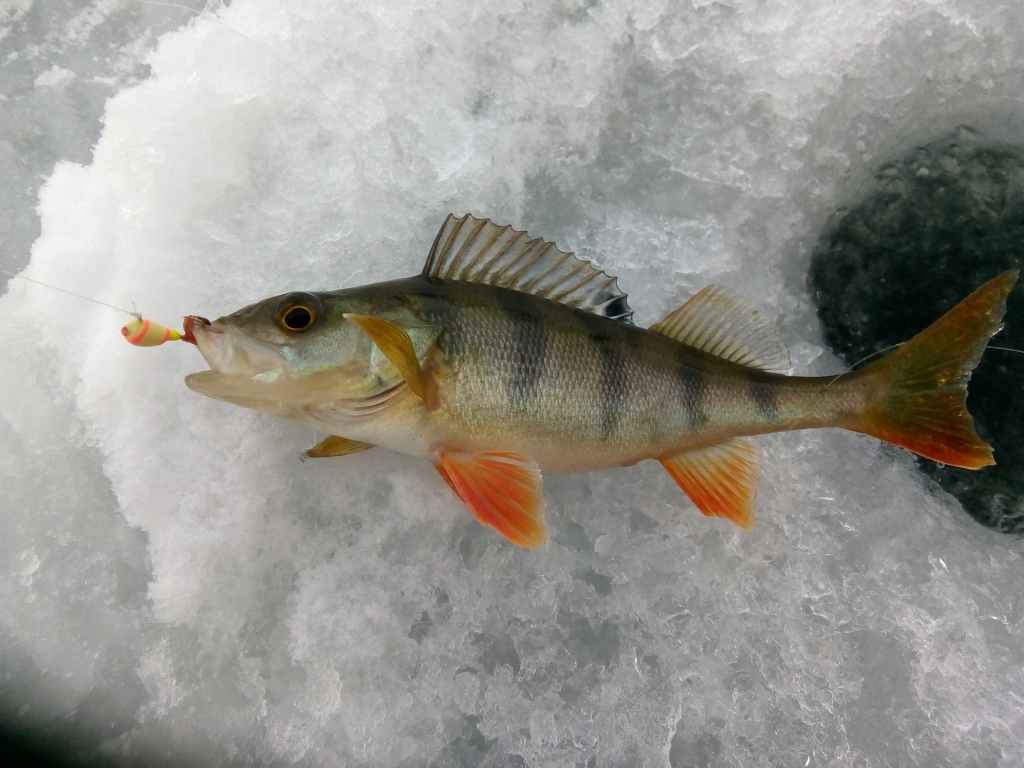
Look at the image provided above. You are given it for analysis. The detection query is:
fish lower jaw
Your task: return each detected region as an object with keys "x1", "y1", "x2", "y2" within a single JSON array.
[
  {"x1": 191, "y1": 325, "x2": 286, "y2": 378},
  {"x1": 190, "y1": 323, "x2": 232, "y2": 372}
]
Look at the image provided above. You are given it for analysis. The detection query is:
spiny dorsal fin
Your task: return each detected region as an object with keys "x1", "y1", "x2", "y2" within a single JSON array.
[
  {"x1": 651, "y1": 285, "x2": 790, "y2": 374},
  {"x1": 423, "y1": 214, "x2": 634, "y2": 323}
]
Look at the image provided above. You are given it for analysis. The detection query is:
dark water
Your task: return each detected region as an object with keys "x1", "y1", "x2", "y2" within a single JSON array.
[{"x1": 811, "y1": 129, "x2": 1024, "y2": 532}]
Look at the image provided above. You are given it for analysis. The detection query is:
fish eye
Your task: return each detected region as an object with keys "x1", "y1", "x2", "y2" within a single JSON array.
[
  {"x1": 284, "y1": 306, "x2": 313, "y2": 329},
  {"x1": 275, "y1": 293, "x2": 322, "y2": 333}
]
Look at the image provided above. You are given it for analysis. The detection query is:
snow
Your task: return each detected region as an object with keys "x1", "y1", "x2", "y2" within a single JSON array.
[{"x1": 2, "y1": 0, "x2": 1023, "y2": 764}]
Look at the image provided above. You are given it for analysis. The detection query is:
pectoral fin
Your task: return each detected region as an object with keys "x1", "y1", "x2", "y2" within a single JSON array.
[
  {"x1": 345, "y1": 313, "x2": 439, "y2": 410},
  {"x1": 304, "y1": 435, "x2": 375, "y2": 459},
  {"x1": 437, "y1": 451, "x2": 548, "y2": 548},
  {"x1": 660, "y1": 438, "x2": 762, "y2": 530}
]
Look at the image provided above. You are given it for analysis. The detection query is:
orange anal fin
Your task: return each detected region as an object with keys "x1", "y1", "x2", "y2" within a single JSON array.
[
  {"x1": 438, "y1": 451, "x2": 548, "y2": 548},
  {"x1": 345, "y1": 313, "x2": 439, "y2": 410},
  {"x1": 660, "y1": 438, "x2": 762, "y2": 530},
  {"x1": 304, "y1": 435, "x2": 374, "y2": 459}
]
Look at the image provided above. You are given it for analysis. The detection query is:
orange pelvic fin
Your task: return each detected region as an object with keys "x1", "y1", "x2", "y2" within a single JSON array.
[
  {"x1": 852, "y1": 270, "x2": 1017, "y2": 469},
  {"x1": 438, "y1": 451, "x2": 548, "y2": 548},
  {"x1": 304, "y1": 435, "x2": 374, "y2": 459},
  {"x1": 660, "y1": 438, "x2": 762, "y2": 530},
  {"x1": 345, "y1": 313, "x2": 439, "y2": 410}
]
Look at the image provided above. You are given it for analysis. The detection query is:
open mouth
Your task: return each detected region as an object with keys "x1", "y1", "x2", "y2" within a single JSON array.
[
  {"x1": 182, "y1": 316, "x2": 292, "y2": 405},
  {"x1": 182, "y1": 319, "x2": 388, "y2": 407},
  {"x1": 181, "y1": 315, "x2": 211, "y2": 345},
  {"x1": 185, "y1": 315, "x2": 282, "y2": 380},
  {"x1": 186, "y1": 316, "x2": 241, "y2": 375}
]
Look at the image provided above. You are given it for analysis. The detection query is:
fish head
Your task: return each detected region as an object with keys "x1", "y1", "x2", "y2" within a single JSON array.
[{"x1": 184, "y1": 289, "x2": 419, "y2": 409}]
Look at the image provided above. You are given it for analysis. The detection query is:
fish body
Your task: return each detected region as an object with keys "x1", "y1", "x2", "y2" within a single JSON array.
[
  {"x1": 186, "y1": 215, "x2": 1016, "y2": 546},
  {"x1": 239, "y1": 276, "x2": 862, "y2": 471}
]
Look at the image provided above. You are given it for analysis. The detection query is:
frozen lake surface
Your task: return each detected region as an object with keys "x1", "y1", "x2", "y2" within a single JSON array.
[{"x1": 2, "y1": 0, "x2": 1023, "y2": 765}]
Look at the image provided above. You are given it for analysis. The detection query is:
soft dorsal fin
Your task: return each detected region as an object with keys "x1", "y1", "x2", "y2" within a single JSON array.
[
  {"x1": 651, "y1": 285, "x2": 790, "y2": 374},
  {"x1": 422, "y1": 214, "x2": 634, "y2": 323}
]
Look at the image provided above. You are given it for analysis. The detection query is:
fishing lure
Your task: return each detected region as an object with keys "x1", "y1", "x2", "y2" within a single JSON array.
[
  {"x1": 120, "y1": 313, "x2": 204, "y2": 346},
  {"x1": 0, "y1": 266, "x2": 193, "y2": 346},
  {"x1": 121, "y1": 315, "x2": 183, "y2": 346}
]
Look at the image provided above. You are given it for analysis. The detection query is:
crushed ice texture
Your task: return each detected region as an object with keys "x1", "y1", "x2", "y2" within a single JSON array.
[{"x1": 2, "y1": 0, "x2": 1024, "y2": 765}]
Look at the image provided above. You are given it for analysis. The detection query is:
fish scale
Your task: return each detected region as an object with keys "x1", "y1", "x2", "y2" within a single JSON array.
[
  {"x1": 184, "y1": 214, "x2": 1016, "y2": 547},
  {"x1": 410, "y1": 281, "x2": 856, "y2": 468}
]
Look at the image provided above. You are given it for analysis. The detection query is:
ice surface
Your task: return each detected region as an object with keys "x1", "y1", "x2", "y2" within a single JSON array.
[{"x1": 2, "y1": 0, "x2": 1024, "y2": 764}]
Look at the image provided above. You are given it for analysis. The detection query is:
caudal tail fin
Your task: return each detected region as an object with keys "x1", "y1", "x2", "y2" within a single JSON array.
[{"x1": 851, "y1": 270, "x2": 1017, "y2": 469}]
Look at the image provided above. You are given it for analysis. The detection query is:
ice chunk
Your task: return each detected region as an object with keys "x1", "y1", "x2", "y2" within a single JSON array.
[{"x1": 2, "y1": 0, "x2": 1024, "y2": 764}]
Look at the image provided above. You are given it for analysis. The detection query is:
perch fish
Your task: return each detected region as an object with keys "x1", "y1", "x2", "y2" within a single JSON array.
[{"x1": 184, "y1": 214, "x2": 1016, "y2": 547}]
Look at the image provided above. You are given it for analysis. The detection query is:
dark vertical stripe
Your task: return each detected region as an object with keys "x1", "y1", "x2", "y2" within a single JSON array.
[
  {"x1": 494, "y1": 288, "x2": 548, "y2": 413},
  {"x1": 422, "y1": 302, "x2": 456, "y2": 356},
  {"x1": 749, "y1": 378, "x2": 778, "y2": 422},
  {"x1": 597, "y1": 330, "x2": 627, "y2": 441},
  {"x1": 565, "y1": 310, "x2": 626, "y2": 442},
  {"x1": 677, "y1": 354, "x2": 708, "y2": 431}
]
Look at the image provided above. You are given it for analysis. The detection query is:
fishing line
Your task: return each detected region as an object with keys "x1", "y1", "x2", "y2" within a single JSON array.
[
  {"x1": 0, "y1": 267, "x2": 137, "y2": 317},
  {"x1": 825, "y1": 343, "x2": 904, "y2": 386},
  {"x1": 7, "y1": 263, "x2": 1024, "y2": 354},
  {"x1": 825, "y1": 341, "x2": 1024, "y2": 387},
  {"x1": 1, "y1": 268, "x2": 193, "y2": 345},
  {"x1": 2, "y1": 3, "x2": 367, "y2": 335}
]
